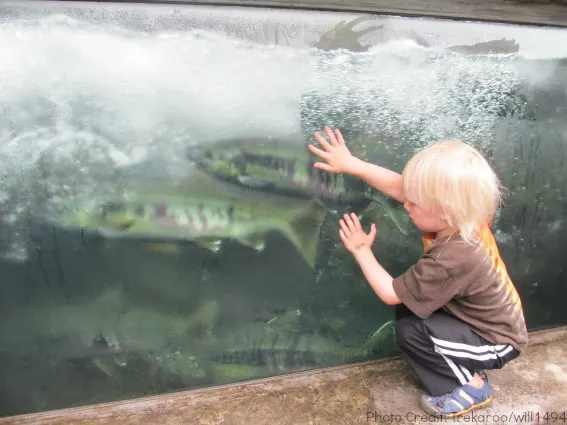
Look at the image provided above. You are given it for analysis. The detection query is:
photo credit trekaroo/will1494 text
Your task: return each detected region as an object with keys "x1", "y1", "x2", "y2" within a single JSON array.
[{"x1": 366, "y1": 410, "x2": 567, "y2": 423}]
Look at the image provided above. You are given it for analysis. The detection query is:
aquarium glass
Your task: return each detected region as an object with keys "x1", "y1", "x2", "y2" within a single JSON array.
[{"x1": 1, "y1": 0, "x2": 567, "y2": 416}]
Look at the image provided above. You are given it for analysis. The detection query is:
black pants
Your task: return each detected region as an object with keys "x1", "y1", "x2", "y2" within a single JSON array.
[{"x1": 395, "y1": 304, "x2": 520, "y2": 396}]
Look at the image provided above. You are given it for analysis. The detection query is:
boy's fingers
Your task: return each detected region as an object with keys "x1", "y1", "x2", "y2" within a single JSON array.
[
  {"x1": 324, "y1": 126, "x2": 339, "y2": 147},
  {"x1": 308, "y1": 143, "x2": 331, "y2": 161},
  {"x1": 313, "y1": 162, "x2": 334, "y2": 172},
  {"x1": 369, "y1": 223, "x2": 377, "y2": 240},
  {"x1": 342, "y1": 213, "x2": 355, "y2": 229},
  {"x1": 314, "y1": 132, "x2": 333, "y2": 152},
  {"x1": 334, "y1": 129, "x2": 346, "y2": 146},
  {"x1": 339, "y1": 218, "x2": 351, "y2": 236},
  {"x1": 350, "y1": 212, "x2": 361, "y2": 229}
]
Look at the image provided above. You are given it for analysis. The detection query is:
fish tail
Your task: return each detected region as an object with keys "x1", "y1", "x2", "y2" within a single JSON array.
[{"x1": 280, "y1": 200, "x2": 327, "y2": 268}]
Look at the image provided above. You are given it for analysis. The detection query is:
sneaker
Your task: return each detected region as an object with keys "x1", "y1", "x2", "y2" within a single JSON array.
[{"x1": 419, "y1": 373, "x2": 492, "y2": 418}]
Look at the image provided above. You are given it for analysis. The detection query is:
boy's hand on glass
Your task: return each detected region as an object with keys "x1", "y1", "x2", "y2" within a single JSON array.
[
  {"x1": 309, "y1": 126, "x2": 357, "y2": 174},
  {"x1": 339, "y1": 212, "x2": 377, "y2": 254}
]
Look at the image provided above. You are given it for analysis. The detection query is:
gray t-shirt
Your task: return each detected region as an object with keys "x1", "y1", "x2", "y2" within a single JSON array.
[{"x1": 392, "y1": 226, "x2": 528, "y2": 352}]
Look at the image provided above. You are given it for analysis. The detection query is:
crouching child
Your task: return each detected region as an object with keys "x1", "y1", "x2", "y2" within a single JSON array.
[{"x1": 309, "y1": 126, "x2": 528, "y2": 418}]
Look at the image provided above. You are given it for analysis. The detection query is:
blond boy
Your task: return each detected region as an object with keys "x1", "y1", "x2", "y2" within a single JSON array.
[{"x1": 309, "y1": 126, "x2": 528, "y2": 418}]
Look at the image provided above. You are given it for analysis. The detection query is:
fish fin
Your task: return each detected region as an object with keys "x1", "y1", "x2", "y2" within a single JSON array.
[
  {"x1": 385, "y1": 207, "x2": 411, "y2": 236},
  {"x1": 447, "y1": 39, "x2": 519, "y2": 55},
  {"x1": 237, "y1": 233, "x2": 266, "y2": 251},
  {"x1": 360, "y1": 201, "x2": 410, "y2": 236},
  {"x1": 142, "y1": 242, "x2": 182, "y2": 255},
  {"x1": 364, "y1": 319, "x2": 394, "y2": 350},
  {"x1": 237, "y1": 176, "x2": 273, "y2": 189},
  {"x1": 281, "y1": 200, "x2": 327, "y2": 268},
  {"x1": 195, "y1": 238, "x2": 222, "y2": 253},
  {"x1": 356, "y1": 24, "x2": 384, "y2": 37},
  {"x1": 92, "y1": 357, "x2": 121, "y2": 379}
]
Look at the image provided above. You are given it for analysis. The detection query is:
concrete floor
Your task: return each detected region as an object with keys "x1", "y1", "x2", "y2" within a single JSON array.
[{"x1": 2, "y1": 326, "x2": 566, "y2": 425}]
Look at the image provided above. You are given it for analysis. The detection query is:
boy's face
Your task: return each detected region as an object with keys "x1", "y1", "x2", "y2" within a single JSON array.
[{"x1": 403, "y1": 199, "x2": 451, "y2": 234}]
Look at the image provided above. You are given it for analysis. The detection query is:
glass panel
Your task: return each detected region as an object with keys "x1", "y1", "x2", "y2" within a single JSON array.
[{"x1": 0, "y1": 0, "x2": 566, "y2": 416}]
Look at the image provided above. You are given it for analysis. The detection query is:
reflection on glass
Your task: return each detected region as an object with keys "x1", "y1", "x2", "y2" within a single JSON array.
[{"x1": 0, "y1": 1, "x2": 566, "y2": 417}]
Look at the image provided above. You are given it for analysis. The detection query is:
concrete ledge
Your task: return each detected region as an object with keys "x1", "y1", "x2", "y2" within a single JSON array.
[
  {"x1": 2, "y1": 326, "x2": 567, "y2": 425},
  {"x1": 83, "y1": 0, "x2": 567, "y2": 27},
  {"x1": 524, "y1": 326, "x2": 567, "y2": 346}
]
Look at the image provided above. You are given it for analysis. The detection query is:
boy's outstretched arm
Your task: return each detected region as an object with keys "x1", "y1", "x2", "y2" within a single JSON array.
[
  {"x1": 354, "y1": 247, "x2": 401, "y2": 306},
  {"x1": 309, "y1": 126, "x2": 406, "y2": 204},
  {"x1": 350, "y1": 158, "x2": 406, "y2": 204}
]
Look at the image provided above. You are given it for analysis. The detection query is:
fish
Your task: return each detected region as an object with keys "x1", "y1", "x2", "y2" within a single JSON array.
[
  {"x1": 313, "y1": 15, "x2": 384, "y2": 52},
  {"x1": 208, "y1": 319, "x2": 394, "y2": 377},
  {"x1": 313, "y1": 14, "x2": 520, "y2": 56},
  {"x1": 0, "y1": 288, "x2": 218, "y2": 379},
  {"x1": 45, "y1": 170, "x2": 327, "y2": 268},
  {"x1": 186, "y1": 137, "x2": 410, "y2": 235}
]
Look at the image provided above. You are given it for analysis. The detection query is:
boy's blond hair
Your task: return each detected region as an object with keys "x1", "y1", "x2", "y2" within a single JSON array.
[{"x1": 402, "y1": 140, "x2": 502, "y2": 245}]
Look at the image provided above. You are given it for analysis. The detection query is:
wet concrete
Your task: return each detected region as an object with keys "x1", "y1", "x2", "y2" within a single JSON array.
[{"x1": 2, "y1": 326, "x2": 566, "y2": 425}]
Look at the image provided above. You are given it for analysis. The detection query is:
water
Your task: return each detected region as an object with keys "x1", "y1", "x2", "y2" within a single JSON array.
[{"x1": 0, "y1": 1, "x2": 566, "y2": 417}]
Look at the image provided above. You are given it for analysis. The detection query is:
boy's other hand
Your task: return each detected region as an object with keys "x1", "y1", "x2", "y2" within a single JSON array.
[
  {"x1": 339, "y1": 212, "x2": 377, "y2": 254},
  {"x1": 309, "y1": 126, "x2": 358, "y2": 174}
]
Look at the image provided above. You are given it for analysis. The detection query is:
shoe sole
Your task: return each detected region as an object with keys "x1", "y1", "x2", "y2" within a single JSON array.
[{"x1": 419, "y1": 394, "x2": 493, "y2": 419}]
